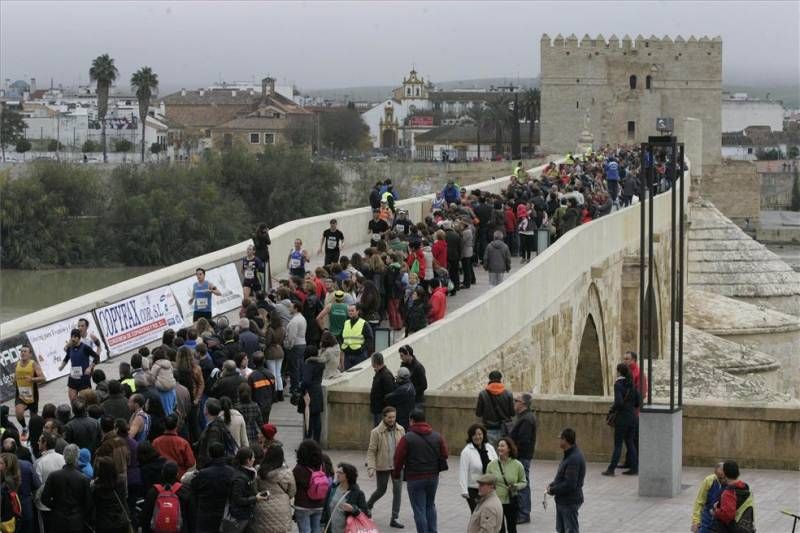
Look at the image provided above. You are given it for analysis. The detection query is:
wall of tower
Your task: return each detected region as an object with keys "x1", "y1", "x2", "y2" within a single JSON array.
[{"x1": 540, "y1": 34, "x2": 721, "y2": 164}]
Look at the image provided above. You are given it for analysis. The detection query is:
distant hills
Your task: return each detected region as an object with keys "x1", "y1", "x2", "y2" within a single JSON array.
[{"x1": 302, "y1": 77, "x2": 799, "y2": 109}]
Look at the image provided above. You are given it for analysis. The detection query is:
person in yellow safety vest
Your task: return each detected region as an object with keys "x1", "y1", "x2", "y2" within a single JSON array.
[
  {"x1": 514, "y1": 160, "x2": 526, "y2": 180},
  {"x1": 565, "y1": 153, "x2": 574, "y2": 165},
  {"x1": 341, "y1": 304, "x2": 374, "y2": 371}
]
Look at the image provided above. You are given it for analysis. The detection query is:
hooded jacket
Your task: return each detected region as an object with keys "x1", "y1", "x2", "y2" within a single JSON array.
[
  {"x1": 384, "y1": 378, "x2": 416, "y2": 430},
  {"x1": 427, "y1": 286, "x2": 447, "y2": 323},
  {"x1": 483, "y1": 239, "x2": 511, "y2": 274},
  {"x1": 151, "y1": 359, "x2": 176, "y2": 392},
  {"x1": 475, "y1": 382, "x2": 514, "y2": 429},
  {"x1": 393, "y1": 422, "x2": 448, "y2": 481}
]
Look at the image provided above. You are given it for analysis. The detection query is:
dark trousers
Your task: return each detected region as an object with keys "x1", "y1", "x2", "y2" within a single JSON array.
[
  {"x1": 447, "y1": 260, "x2": 460, "y2": 293},
  {"x1": 518, "y1": 458, "x2": 531, "y2": 520},
  {"x1": 607, "y1": 180, "x2": 620, "y2": 203},
  {"x1": 505, "y1": 231, "x2": 518, "y2": 256},
  {"x1": 407, "y1": 477, "x2": 438, "y2": 533},
  {"x1": 499, "y1": 500, "x2": 519, "y2": 533},
  {"x1": 288, "y1": 344, "x2": 306, "y2": 394},
  {"x1": 344, "y1": 351, "x2": 368, "y2": 370},
  {"x1": 324, "y1": 250, "x2": 340, "y2": 267},
  {"x1": 460, "y1": 257, "x2": 475, "y2": 288},
  {"x1": 467, "y1": 487, "x2": 479, "y2": 512},
  {"x1": 555, "y1": 502, "x2": 581, "y2": 533},
  {"x1": 621, "y1": 417, "x2": 639, "y2": 468},
  {"x1": 609, "y1": 421, "x2": 638, "y2": 471},
  {"x1": 305, "y1": 412, "x2": 321, "y2": 443},
  {"x1": 476, "y1": 227, "x2": 488, "y2": 263},
  {"x1": 367, "y1": 470, "x2": 402, "y2": 520},
  {"x1": 520, "y1": 233, "x2": 534, "y2": 261}
]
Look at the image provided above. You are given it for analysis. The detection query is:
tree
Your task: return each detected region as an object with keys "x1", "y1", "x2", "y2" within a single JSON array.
[
  {"x1": 487, "y1": 96, "x2": 511, "y2": 159},
  {"x1": 792, "y1": 166, "x2": 800, "y2": 212},
  {"x1": 319, "y1": 107, "x2": 370, "y2": 152},
  {"x1": 130, "y1": 66, "x2": 159, "y2": 162},
  {"x1": 150, "y1": 142, "x2": 162, "y2": 154},
  {"x1": 82, "y1": 140, "x2": 100, "y2": 153},
  {"x1": 46, "y1": 139, "x2": 63, "y2": 152},
  {"x1": 510, "y1": 93, "x2": 521, "y2": 160},
  {"x1": 788, "y1": 145, "x2": 799, "y2": 160},
  {"x1": 113, "y1": 139, "x2": 133, "y2": 152},
  {"x1": 467, "y1": 104, "x2": 489, "y2": 160},
  {"x1": 521, "y1": 88, "x2": 541, "y2": 155},
  {"x1": 89, "y1": 54, "x2": 119, "y2": 163},
  {"x1": 0, "y1": 105, "x2": 26, "y2": 162},
  {"x1": 756, "y1": 148, "x2": 781, "y2": 160},
  {"x1": 15, "y1": 138, "x2": 31, "y2": 154}
]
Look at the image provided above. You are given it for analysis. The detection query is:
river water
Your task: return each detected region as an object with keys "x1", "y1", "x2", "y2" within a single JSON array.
[{"x1": 0, "y1": 267, "x2": 156, "y2": 323}]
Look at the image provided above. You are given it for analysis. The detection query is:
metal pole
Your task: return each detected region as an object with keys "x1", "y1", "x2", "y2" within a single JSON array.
[
  {"x1": 647, "y1": 148, "x2": 654, "y2": 404},
  {"x1": 638, "y1": 143, "x2": 647, "y2": 403},
  {"x1": 669, "y1": 139, "x2": 677, "y2": 411},
  {"x1": 678, "y1": 143, "x2": 685, "y2": 406}
]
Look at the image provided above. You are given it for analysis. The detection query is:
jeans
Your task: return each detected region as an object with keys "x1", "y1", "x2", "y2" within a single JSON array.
[
  {"x1": 367, "y1": 470, "x2": 402, "y2": 520},
  {"x1": 486, "y1": 427, "x2": 503, "y2": 446},
  {"x1": 266, "y1": 359, "x2": 283, "y2": 391},
  {"x1": 295, "y1": 509, "x2": 322, "y2": 533},
  {"x1": 488, "y1": 272, "x2": 505, "y2": 286},
  {"x1": 518, "y1": 458, "x2": 532, "y2": 520},
  {"x1": 288, "y1": 344, "x2": 306, "y2": 394},
  {"x1": 555, "y1": 502, "x2": 581, "y2": 533},
  {"x1": 608, "y1": 420, "x2": 638, "y2": 471},
  {"x1": 407, "y1": 477, "x2": 438, "y2": 533}
]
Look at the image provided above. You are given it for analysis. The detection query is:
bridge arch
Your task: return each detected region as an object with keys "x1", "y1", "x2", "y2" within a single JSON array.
[{"x1": 574, "y1": 282, "x2": 610, "y2": 395}]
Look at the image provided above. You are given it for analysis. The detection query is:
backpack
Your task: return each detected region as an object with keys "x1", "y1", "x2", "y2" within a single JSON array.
[
  {"x1": 722, "y1": 484, "x2": 755, "y2": 533},
  {"x1": 307, "y1": 466, "x2": 331, "y2": 501},
  {"x1": 151, "y1": 483, "x2": 182, "y2": 533}
]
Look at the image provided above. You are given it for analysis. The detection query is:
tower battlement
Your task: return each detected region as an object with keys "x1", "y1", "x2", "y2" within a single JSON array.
[{"x1": 540, "y1": 33, "x2": 722, "y2": 51}]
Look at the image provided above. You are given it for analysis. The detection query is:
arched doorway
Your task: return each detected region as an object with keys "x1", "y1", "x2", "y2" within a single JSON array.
[
  {"x1": 642, "y1": 285, "x2": 660, "y2": 360},
  {"x1": 574, "y1": 314, "x2": 604, "y2": 395},
  {"x1": 381, "y1": 129, "x2": 396, "y2": 148}
]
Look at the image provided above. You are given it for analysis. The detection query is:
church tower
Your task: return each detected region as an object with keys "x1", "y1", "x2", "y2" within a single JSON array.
[{"x1": 400, "y1": 68, "x2": 427, "y2": 100}]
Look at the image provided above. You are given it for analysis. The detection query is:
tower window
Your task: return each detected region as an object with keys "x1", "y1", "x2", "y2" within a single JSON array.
[
  {"x1": 646, "y1": 75, "x2": 652, "y2": 90},
  {"x1": 629, "y1": 75, "x2": 637, "y2": 89},
  {"x1": 576, "y1": 101, "x2": 580, "y2": 109},
  {"x1": 627, "y1": 121, "x2": 636, "y2": 140}
]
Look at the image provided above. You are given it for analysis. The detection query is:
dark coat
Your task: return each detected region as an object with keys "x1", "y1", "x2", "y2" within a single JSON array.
[
  {"x1": 319, "y1": 482, "x2": 370, "y2": 526},
  {"x1": 611, "y1": 378, "x2": 637, "y2": 427},
  {"x1": 401, "y1": 358, "x2": 427, "y2": 404},
  {"x1": 64, "y1": 415, "x2": 101, "y2": 454},
  {"x1": 238, "y1": 330, "x2": 261, "y2": 357},
  {"x1": 195, "y1": 418, "x2": 227, "y2": 468},
  {"x1": 229, "y1": 464, "x2": 259, "y2": 521},
  {"x1": 91, "y1": 480, "x2": 130, "y2": 531},
  {"x1": 548, "y1": 445, "x2": 586, "y2": 506},
  {"x1": 385, "y1": 380, "x2": 416, "y2": 430},
  {"x1": 475, "y1": 387, "x2": 514, "y2": 430},
  {"x1": 370, "y1": 367, "x2": 395, "y2": 415},
  {"x1": 210, "y1": 373, "x2": 246, "y2": 402},
  {"x1": 191, "y1": 458, "x2": 235, "y2": 533},
  {"x1": 102, "y1": 392, "x2": 132, "y2": 423},
  {"x1": 510, "y1": 410, "x2": 537, "y2": 460},
  {"x1": 41, "y1": 465, "x2": 93, "y2": 532},
  {"x1": 405, "y1": 301, "x2": 428, "y2": 333},
  {"x1": 299, "y1": 359, "x2": 325, "y2": 415},
  {"x1": 444, "y1": 229, "x2": 463, "y2": 263},
  {"x1": 140, "y1": 456, "x2": 167, "y2": 493}
]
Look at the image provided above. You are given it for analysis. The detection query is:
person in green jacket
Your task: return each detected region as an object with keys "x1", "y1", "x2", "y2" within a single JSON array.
[{"x1": 486, "y1": 437, "x2": 527, "y2": 533}]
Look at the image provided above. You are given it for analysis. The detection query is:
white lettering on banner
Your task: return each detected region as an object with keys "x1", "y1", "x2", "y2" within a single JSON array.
[
  {"x1": 96, "y1": 286, "x2": 184, "y2": 357},
  {"x1": 0, "y1": 344, "x2": 22, "y2": 367},
  {"x1": 26, "y1": 314, "x2": 106, "y2": 381},
  {"x1": 169, "y1": 263, "x2": 243, "y2": 324}
]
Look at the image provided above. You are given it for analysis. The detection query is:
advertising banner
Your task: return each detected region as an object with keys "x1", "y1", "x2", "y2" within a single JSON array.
[
  {"x1": 409, "y1": 116, "x2": 434, "y2": 127},
  {"x1": 95, "y1": 286, "x2": 184, "y2": 357},
  {"x1": 169, "y1": 263, "x2": 243, "y2": 324},
  {"x1": 26, "y1": 313, "x2": 106, "y2": 380},
  {"x1": 0, "y1": 333, "x2": 30, "y2": 402}
]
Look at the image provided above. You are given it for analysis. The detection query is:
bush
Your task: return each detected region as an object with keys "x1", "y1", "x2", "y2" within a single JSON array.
[
  {"x1": 15, "y1": 139, "x2": 31, "y2": 153},
  {"x1": 46, "y1": 139, "x2": 62, "y2": 152},
  {"x1": 82, "y1": 140, "x2": 100, "y2": 153},
  {"x1": 150, "y1": 142, "x2": 162, "y2": 154},
  {"x1": 113, "y1": 139, "x2": 133, "y2": 152},
  {"x1": 788, "y1": 145, "x2": 799, "y2": 160}
]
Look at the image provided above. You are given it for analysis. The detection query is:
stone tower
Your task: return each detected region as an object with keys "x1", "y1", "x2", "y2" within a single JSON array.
[{"x1": 539, "y1": 33, "x2": 722, "y2": 165}]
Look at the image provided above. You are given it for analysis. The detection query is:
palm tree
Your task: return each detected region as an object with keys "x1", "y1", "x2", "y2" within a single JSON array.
[
  {"x1": 89, "y1": 54, "x2": 119, "y2": 163},
  {"x1": 131, "y1": 67, "x2": 159, "y2": 162},
  {"x1": 467, "y1": 103, "x2": 489, "y2": 160},
  {"x1": 510, "y1": 93, "x2": 521, "y2": 160},
  {"x1": 487, "y1": 96, "x2": 511, "y2": 159},
  {"x1": 521, "y1": 88, "x2": 541, "y2": 155}
]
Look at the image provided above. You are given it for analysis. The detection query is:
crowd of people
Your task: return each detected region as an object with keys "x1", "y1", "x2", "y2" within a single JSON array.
[{"x1": 0, "y1": 149, "x2": 758, "y2": 533}]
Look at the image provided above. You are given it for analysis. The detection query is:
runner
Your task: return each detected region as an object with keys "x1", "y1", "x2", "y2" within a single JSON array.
[
  {"x1": 318, "y1": 219, "x2": 345, "y2": 267},
  {"x1": 77, "y1": 317, "x2": 103, "y2": 359},
  {"x1": 14, "y1": 345, "x2": 45, "y2": 440},
  {"x1": 368, "y1": 209, "x2": 390, "y2": 247},
  {"x1": 253, "y1": 222, "x2": 272, "y2": 289},
  {"x1": 287, "y1": 238, "x2": 311, "y2": 278},
  {"x1": 188, "y1": 267, "x2": 222, "y2": 322},
  {"x1": 241, "y1": 244, "x2": 266, "y2": 299},
  {"x1": 58, "y1": 328, "x2": 100, "y2": 402}
]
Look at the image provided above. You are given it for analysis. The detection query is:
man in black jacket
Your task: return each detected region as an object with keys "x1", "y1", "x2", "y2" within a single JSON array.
[
  {"x1": 191, "y1": 442, "x2": 235, "y2": 533},
  {"x1": 40, "y1": 444, "x2": 92, "y2": 533},
  {"x1": 64, "y1": 398, "x2": 100, "y2": 454},
  {"x1": 510, "y1": 393, "x2": 537, "y2": 524},
  {"x1": 546, "y1": 427, "x2": 586, "y2": 533},
  {"x1": 443, "y1": 220, "x2": 463, "y2": 295},
  {"x1": 399, "y1": 345, "x2": 427, "y2": 408},
  {"x1": 475, "y1": 370, "x2": 514, "y2": 445},
  {"x1": 195, "y1": 398, "x2": 228, "y2": 468},
  {"x1": 101, "y1": 379, "x2": 131, "y2": 422},
  {"x1": 370, "y1": 352, "x2": 395, "y2": 427},
  {"x1": 248, "y1": 352, "x2": 275, "y2": 423}
]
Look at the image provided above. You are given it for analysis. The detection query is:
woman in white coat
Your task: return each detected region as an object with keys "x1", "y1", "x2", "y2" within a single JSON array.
[{"x1": 459, "y1": 422, "x2": 498, "y2": 511}]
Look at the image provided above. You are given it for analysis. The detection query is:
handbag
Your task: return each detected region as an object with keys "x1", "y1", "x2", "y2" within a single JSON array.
[
  {"x1": 345, "y1": 513, "x2": 379, "y2": 533},
  {"x1": 497, "y1": 459, "x2": 520, "y2": 507},
  {"x1": 219, "y1": 503, "x2": 249, "y2": 533},
  {"x1": 112, "y1": 487, "x2": 135, "y2": 533}
]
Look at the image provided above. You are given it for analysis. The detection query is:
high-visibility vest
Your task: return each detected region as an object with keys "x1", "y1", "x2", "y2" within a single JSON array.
[
  {"x1": 121, "y1": 377, "x2": 137, "y2": 392},
  {"x1": 341, "y1": 318, "x2": 366, "y2": 351}
]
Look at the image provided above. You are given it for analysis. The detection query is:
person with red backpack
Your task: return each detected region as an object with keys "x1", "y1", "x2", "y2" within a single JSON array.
[
  {"x1": 293, "y1": 439, "x2": 330, "y2": 533},
  {"x1": 140, "y1": 462, "x2": 191, "y2": 533},
  {"x1": 711, "y1": 461, "x2": 755, "y2": 533}
]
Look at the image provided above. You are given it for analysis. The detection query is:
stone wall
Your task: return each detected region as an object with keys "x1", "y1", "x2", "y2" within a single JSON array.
[
  {"x1": 761, "y1": 172, "x2": 796, "y2": 210},
  {"x1": 325, "y1": 389, "x2": 800, "y2": 470},
  {"x1": 699, "y1": 160, "x2": 761, "y2": 224},
  {"x1": 540, "y1": 34, "x2": 721, "y2": 165}
]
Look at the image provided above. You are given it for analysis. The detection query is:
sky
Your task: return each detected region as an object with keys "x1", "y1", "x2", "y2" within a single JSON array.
[{"x1": 2, "y1": 0, "x2": 798, "y2": 94}]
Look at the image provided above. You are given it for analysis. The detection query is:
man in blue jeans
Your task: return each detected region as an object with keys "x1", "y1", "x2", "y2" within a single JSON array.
[
  {"x1": 393, "y1": 409, "x2": 448, "y2": 533},
  {"x1": 546, "y1": 427, "x2": 586, "y2": 533}
]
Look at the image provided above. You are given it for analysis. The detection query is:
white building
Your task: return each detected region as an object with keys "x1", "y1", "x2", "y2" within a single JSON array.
[{"x1": 722, "y1": 93, "x2": 784, "y2": 133}]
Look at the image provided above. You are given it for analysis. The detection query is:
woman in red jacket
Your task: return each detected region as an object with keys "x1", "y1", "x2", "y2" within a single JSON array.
[
  {"x1": 427, "y1": 278, "x2": 448, "y2": 323},
  {"x1": 431, "y1": 229, "x2": 448, "y2": 271}
]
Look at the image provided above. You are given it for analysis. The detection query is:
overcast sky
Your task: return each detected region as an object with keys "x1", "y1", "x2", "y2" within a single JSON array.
[{"x1": 2, "y1": 1, "x2": 798, "y2": 94}]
